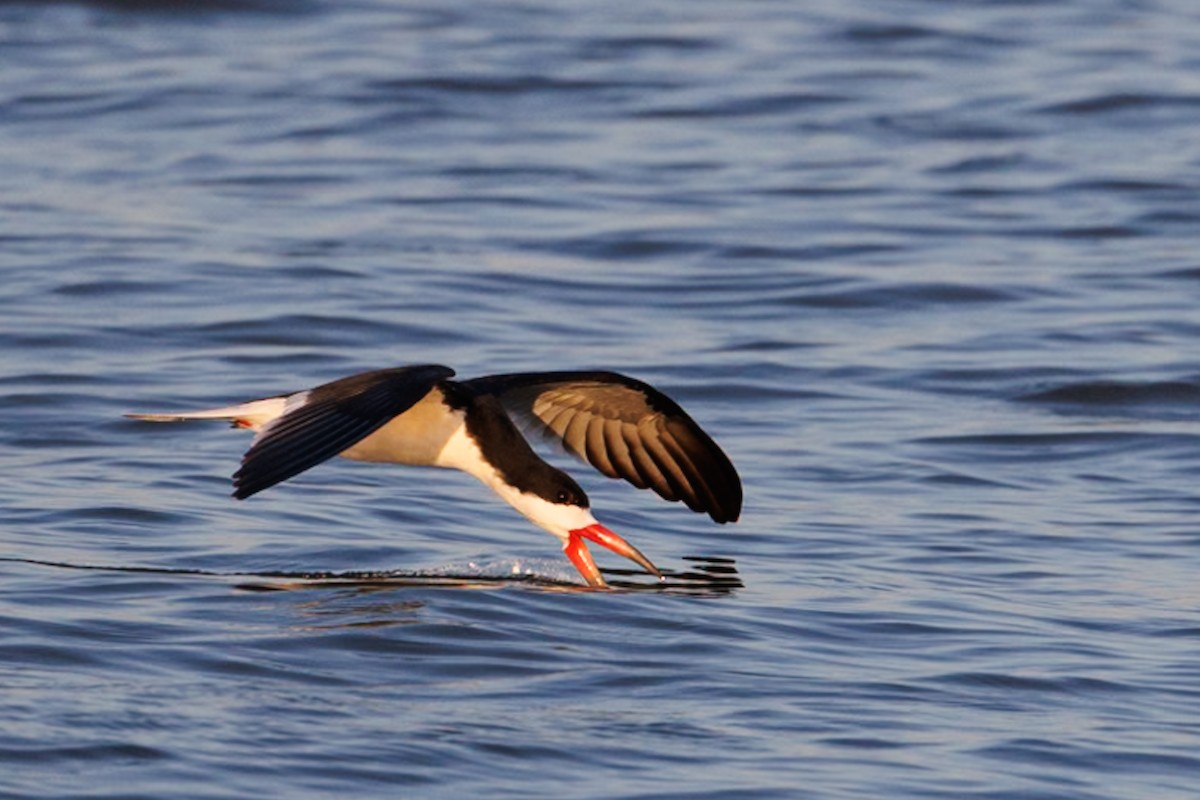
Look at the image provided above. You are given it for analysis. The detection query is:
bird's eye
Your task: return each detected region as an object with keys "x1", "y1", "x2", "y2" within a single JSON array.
[{"x1": 556, "y1": 490, "x2": 572, "y2": 504}]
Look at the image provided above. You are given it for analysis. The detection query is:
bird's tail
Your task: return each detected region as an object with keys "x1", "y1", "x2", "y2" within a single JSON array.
[{"x1": 125, "y1": 396, "x2": 290, "y2": 432}]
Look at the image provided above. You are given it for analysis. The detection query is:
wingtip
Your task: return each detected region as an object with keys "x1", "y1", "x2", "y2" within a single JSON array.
[
  {"x1": 231, "y1": 472, "x2": 263, "y2": 501},
  {"x1": 230, "y1": 473, "x2": 257, "y2": 501},
  {"x1": 711, "y1": 507, "x2": 741, "y2": 525},
  {"x1": 706, "y1": 482, "x2": 742, "y2": 524}
]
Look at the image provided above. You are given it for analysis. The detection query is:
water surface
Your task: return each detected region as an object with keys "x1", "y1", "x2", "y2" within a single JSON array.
[{"x1": 3, "y1": 1, "x2": 1200, "y2": 798}]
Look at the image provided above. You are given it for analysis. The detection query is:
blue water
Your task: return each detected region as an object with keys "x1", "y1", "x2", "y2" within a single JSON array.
[{"x1": 4, "y1": 0, "x2": 1200, "y2": 797}]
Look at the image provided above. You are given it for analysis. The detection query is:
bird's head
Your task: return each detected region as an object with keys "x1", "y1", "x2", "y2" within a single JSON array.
[
  {"x1": 493, "y1": 465, "x2": 661, "y2": 586},
  {"x1": 500, "y1": 466, "x2": 595, "y2": 541}
]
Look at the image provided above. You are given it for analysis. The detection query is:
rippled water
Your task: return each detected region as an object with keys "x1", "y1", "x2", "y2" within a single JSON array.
[{"x1": 4, "y1": 1, "x2": 1200, "y2": 797}]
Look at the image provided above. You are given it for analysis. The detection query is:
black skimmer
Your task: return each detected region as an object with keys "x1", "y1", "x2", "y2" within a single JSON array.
[{"x1": 127, "y1": 365, "x2": 742, "y2": 587}]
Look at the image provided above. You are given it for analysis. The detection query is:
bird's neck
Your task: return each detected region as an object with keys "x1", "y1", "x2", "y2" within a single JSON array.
[
  {"x1": 432, "y1": 391, "x2": 588, "y2": 540},
  {"x1": 442, "y1": 391, "x2": 548, "y2": 485},
  {"x1": 434, "y1": 415, "x2": 580, "y2": 542}
]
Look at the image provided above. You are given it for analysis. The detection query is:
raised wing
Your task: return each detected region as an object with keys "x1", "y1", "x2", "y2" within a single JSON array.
[
  {"x1": 464, "y1": 371, "x2": 742, "y2": 523},
  {"x1": 233, "y1": 365, "x2": 454, "y2": 499}
]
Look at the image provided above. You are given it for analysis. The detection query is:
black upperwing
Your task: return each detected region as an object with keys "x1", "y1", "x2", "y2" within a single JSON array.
[
  {"x1": 233, "y1": 365, "x2": 455, "y2": 499},
  {"x1": 462, "y1": 371, "x2": 742, "y2": 523}
]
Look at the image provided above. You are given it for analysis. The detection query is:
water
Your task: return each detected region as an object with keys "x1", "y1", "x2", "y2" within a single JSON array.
[{"x1": 3, "y1": 0, "x2": 1200, "y2": 797}]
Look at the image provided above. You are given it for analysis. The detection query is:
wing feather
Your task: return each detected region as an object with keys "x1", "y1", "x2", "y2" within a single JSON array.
[
  {"x1": 638, "y1": 419, "x2": 698, "y2": 509},
  {"x1": 604, "y1": 418, "x2": 646, "y2": 489},
  {"x1": 622, "y1": 421, "x2": 677, "y2": 501},
  {"x1": 538, "y1": 402, "x2": 574, "y2": 439},
  {"x1": 561, "y1": 409, "x2": 592, "y2": 459},
  {"x1": 584, "y1": 418, "x2": 618, "y2": 478},
  {"x1": 657, "y1": 423, "x2": 718, "y2": 515},
  {"x1": 232, "y1": 365, "x2": 454, "y2": 499},
  {"x1": 462, "y1": 370, "x2": 742, "y2": 522}
]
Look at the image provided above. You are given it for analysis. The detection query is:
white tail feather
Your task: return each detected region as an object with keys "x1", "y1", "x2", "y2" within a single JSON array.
[{"x1": 125, "y1": 397, "x2": 292, "y2": 433}]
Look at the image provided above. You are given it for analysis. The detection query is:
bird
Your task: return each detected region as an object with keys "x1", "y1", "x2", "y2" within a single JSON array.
[{"x1": 126, "y1": 365, "x2": 742, "y2": 588}]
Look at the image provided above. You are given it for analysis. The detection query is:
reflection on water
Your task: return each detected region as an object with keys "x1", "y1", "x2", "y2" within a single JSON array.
[{"x1": 0, "y1": 554, "x2": 743, "y2": 596}]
